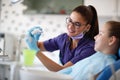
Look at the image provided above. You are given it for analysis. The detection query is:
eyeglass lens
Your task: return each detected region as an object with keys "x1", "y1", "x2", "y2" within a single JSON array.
[{"x1": 66, "y1": 17, "x2": 86, "y2": 28}]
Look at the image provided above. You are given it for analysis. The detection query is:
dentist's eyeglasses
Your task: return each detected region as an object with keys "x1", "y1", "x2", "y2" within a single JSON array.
[{"x1": 66, "y1": 17, "x2": 87, "y2": 29}]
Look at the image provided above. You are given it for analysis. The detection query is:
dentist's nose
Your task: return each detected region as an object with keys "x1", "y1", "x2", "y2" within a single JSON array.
[{"x1": 67, "y1": 24, "x2": 75, "y2": 30}]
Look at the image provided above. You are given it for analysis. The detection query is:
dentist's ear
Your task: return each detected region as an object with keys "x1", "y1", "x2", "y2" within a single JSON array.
[{"x1": 85, "y1": 24, "x2": 91, "y2": 32}]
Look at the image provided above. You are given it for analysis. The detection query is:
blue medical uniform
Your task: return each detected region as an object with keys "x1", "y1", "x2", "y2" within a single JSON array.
[
  {"x1": 44, "y1": 33, "x2": 95, "y2": 65},
  {"x1": 58, "y1": 52, "x2": 116, "y2": 80}
]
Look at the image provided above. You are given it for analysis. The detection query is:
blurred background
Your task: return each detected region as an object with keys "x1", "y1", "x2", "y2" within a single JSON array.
[
  {"x1": 0, "y1": 0, "x2": 120, "y2": 80},
  {"x1": 0, "y1": 0, "x2": 119, "y2": 37}
]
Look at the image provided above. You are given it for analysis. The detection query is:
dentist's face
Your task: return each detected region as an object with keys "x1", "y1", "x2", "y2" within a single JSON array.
[
  {"x1": 94, "y1": 23, "x2": 110, "y2": 52},
  {"x1": 66, "y1": 11, "x2": 89, "y2": 37}
]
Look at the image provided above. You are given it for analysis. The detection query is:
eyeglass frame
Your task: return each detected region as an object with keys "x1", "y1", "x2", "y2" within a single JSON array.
[{"x1": 66, "y1": 17, "x2": 87, "y2": 29}]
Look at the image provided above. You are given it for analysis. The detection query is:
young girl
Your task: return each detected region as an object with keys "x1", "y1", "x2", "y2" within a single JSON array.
[{"x1": 58, "y1": 21, "x2": 120, "y2": 80}]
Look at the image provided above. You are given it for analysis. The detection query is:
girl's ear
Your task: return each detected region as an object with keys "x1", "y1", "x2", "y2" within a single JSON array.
[{"x1": 108, "y1": 36, "x2": 117, "y2": 46}]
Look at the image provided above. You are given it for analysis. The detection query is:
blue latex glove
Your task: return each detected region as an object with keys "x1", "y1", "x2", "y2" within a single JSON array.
[
  {"x1": 25, "y1": 26, "x2": 43, "y2": 53},
  {"x1": 26, "y1": 34, "x2": 40, "y2": 53},
  {"x1": 28, "y1": 26, "x2": 43, "y2": 41}
]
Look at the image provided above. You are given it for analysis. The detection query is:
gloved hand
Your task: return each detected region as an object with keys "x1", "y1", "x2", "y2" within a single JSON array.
[
  {"x1": 28, "y1": 26, "x2": 43, "y2": 41},
  {"x1": 25, "y1": 26, "x2": 43, "y2": 54},
  {"x1": 26, "y1": 34, "x2": 40, "y2": 53}
]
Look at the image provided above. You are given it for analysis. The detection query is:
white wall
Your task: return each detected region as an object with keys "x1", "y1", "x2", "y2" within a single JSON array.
[{"x1": 84, "y1": 0, "x2": 120, "y2": 27}]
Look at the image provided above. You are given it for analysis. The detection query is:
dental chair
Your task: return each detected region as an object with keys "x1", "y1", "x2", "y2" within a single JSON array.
[
  {"x1": 110, "y1": 69, "x2": 120, "y2": 80},
  {"x1": 96, "y1": 49, "x2": 120, "y2": 80}
]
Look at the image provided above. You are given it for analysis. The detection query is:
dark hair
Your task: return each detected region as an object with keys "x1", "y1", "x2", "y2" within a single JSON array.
[
  {"x1": 72, "y1": 5, "x2": 99, "y2": 40},
  {"x1": 107, "y1": 21, "x2": 120, "y2": 59}
]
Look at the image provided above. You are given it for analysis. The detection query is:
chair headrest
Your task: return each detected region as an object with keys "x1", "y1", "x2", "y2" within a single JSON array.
[
  {"x1": 118, "y1": 48, "x2": 120, "y2": 57},
  {"x1": 109, "y1": 68, "x2": 120, "y2": 80}
]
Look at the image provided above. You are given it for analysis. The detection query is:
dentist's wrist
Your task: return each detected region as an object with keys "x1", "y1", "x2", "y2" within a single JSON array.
[{"x1": 35, "y1": 48, "x2": 40, "y2": 55}]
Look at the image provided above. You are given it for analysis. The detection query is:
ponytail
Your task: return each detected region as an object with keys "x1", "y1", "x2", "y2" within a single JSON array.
[{"x1": 84, "y1": 5, "x2": 99, "y2": 40}]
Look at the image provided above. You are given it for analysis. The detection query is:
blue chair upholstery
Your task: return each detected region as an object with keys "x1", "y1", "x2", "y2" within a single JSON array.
[
  {"x1": 96, "y1": 60, "x2": 120, "y2": 80},
  {"x1": 109, "y1": 69, "x2": 120, "y2": 80},
  {"x1": 119, "y1": 48, "x2": 120, "y2": 57},
  {"x1": 96, "y1": 49, "x2": 120, "y2": 80}
]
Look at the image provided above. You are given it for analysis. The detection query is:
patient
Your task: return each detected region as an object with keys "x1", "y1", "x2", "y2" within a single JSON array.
[{"x1": 58, "y1": 21, "x2": 120, "y2": 80}]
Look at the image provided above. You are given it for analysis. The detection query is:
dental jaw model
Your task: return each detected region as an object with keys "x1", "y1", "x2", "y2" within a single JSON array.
[
  {"x1": 27, "y1": 27, "x2": 43, "y2": 43},
  {"x1": 31, "y1": 28, "x2": 43, "y2": 36}
]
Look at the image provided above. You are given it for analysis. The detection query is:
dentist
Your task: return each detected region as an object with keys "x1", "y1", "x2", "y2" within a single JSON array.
[{"x1": 26, "y1": 5, "x2": 99, "y2": 72}]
